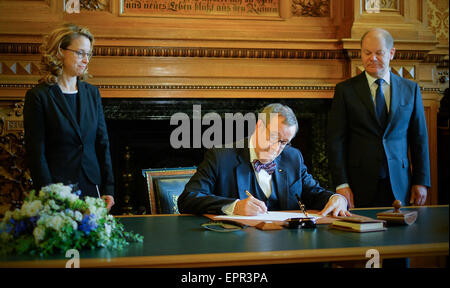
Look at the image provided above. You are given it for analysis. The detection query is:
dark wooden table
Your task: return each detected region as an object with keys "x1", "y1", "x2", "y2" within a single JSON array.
[{"x1": 0, "y1": 206, "x2": 448, "y2": 267}]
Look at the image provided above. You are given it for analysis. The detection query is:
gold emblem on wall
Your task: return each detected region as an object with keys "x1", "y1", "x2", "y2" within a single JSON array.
[
  {"x1": 80, "y1": 0, "x2": 109, "y2": 11},
  {"x1": 364, "y1": 0, "x2": 398, "y2": 13},
  {"x1": 120, "y1": 0, "x2": 280, "y2": 19},
  {"x1": 291, "y1": 0, "x2": 330, "y2": 17}
]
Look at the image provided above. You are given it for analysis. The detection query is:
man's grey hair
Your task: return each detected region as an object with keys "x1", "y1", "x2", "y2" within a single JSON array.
[
  {"x1": 360, "y1": 28, "x2": 394, "y2": 49},
  {"x1": 259, "y1": 103, "x2": 299, "y2": 135}
]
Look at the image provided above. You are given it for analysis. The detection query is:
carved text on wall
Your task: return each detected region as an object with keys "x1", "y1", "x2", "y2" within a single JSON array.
[{"x1": 121, "y1": 0, "x2": 280, "y2": 18}]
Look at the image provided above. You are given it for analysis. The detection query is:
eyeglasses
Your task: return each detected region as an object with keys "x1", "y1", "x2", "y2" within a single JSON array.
[
  {"x1": 201, "y1": 221, "x2": 247, "y2": 232},
  {"x1": 268, "y1": 134, "x2": 291, "y2": 147},
  {"x1": 63, "y1": 48, "x2": 93, "y2": 60}
]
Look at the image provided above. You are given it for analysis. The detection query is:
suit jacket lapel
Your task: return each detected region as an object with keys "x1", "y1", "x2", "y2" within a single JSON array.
[
  {"x1": 235, "y1": 146, "x2": 253, "y2": 200},
  {"x1": 352, "y1": 72, "x2": 379, "y2": 126},
  {"x1": 77, "y1": 80, "x2": 86, "y2": 137},
  {"x1": 272, "y1": 156, "x2": 288, "y2": 209},
  {"x1": 49, "y1": 84, "x2": 82, "y2": 140},
  {"x1": 385, "y1": 72, "x2": 401, "y2": 134}
]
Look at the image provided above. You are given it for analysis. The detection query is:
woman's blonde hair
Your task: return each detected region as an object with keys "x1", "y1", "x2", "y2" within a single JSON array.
[{"x1": 39, "y1": 23, "x2": 94, "y2": 84}]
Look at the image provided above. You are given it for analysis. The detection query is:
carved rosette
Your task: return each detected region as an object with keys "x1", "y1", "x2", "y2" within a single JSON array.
[
  {"x1": 80, "y1": 0, "x2": 109, "y2": 11},
  {"x1": 291, "y1": 0, "x2": 330, "y2": 17},
  {"x1": 364, "y1": 0, "x2": 398, "y2": 13}
]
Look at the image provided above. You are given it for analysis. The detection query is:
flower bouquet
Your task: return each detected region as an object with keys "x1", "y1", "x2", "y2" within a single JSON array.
[{"x1": 0, "y1": 183, "x2": 143, "y2": 256}]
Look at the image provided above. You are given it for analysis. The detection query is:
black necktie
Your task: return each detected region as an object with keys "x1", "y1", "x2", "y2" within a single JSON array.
[
  {"x1": 375, "y1": 79, "x2": 388, "y2": 178},
  {"x1": 375, "y1": 79, "x2": 388, "y2": 129},
  {"x1": 253, "y1": 160, "x2": 277, "y2": 175}
]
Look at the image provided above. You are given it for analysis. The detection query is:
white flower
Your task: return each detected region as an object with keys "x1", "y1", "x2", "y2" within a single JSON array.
[
  {"x1": 48, "y1": 199, "x2": 60, "y2": 210},
  {"x1": 104, "y1": 223, "x2": 111, "y2": 237},
  {"x1": 52, "y1": 183, "x2": 72, "y2": 195},
  {"x1": 71, "y1": 219, "x2": 78, "y2": 231},
  {"x1": 45, "y1": 214, "x2": 64, "y2": 231},
  {"x1": 85, "y1": 197, "x2": 97, "y2": 207},
  {"x1": 21, "y1": 200, "x2": 42, "y2": 218},
  {"x1": 64, "y1": 209, "x2": 74, "y2": 218},
  {"x1": 33, "y1": 226, "x2": 45, "y2": 244},
  {"x1": 41, "y1": 183, "x2": 77, "y2": 203},
  {"x1": 63, "y1": 192, "x2": 78, "y2": 204},
  {"x1": 30, "y1": 200, "x2": 43, "y2": 215},
  {"x1": 85, "y1": 197, "x2": 107, "y2": 217},
  {"x1": 74, "y1": 211, "x2": 83, "y2": 222}
]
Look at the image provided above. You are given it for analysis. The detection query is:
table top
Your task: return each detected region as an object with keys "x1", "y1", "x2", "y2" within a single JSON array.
[{"x1": 0, "y1": 206, "x2": 448, "y2": 267}]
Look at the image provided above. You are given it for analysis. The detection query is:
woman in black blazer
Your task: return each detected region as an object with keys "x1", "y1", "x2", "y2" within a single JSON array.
[{"x1": 23, "y1": 23, "x2": 114, "y2": 211}]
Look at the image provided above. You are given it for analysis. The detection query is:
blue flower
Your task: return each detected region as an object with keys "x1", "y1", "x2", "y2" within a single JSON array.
[
  {"x1": 14, "y1": 220, "x2": 26, "y2": 237},
  {"x1": 69, "y1": 184, "x2": 82, "y2": 196},
  {"x1": 29, "y1": 216, "x2": 39, "y2": 226},
  {"x1": 79, "y1": 214, "x2": 98, "y2": 235},
  {"x1": 9, "y1": 216, "x2": 40, "y2": 237}
]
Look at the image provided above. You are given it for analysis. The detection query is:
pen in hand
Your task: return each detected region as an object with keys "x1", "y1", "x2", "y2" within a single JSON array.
[
  {"x1": 245, "y1": 190, "x2": 269, "y2": 214},
  {"x1": 295, "y1": 194, "x2": 309, "y2": 217}
]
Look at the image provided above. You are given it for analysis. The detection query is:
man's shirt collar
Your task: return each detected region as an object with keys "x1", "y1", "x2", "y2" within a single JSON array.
[{"x1": 365, "y1": 69, "x2": 391, "y2": 86}]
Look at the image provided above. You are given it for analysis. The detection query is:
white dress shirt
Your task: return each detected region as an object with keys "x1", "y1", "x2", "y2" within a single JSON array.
[{"x1": 365, "y1": 70, "x2": 391, "y2": 112}]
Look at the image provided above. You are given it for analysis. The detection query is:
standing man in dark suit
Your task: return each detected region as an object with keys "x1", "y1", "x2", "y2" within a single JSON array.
[
  {"x1": 24, "y1": 23, "x2": 114, "y2": 210},
  {"x1": 178, "y1": 103, "x2": 349, "y2": 216},
  {"x1": 327, "y1": 28, "x2": 430, "y2": 208}
]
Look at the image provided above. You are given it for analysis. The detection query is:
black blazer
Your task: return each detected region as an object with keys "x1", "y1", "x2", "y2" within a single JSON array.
[
  {"x1": 23, "y1": 81, "x2": 114, "y2": 196},
  {"x1": 178, "y1": 139, "x2": 333, "y2": 215},
  {"x1": 327, "y1": 72, "x2": 430, "y2": 207}
]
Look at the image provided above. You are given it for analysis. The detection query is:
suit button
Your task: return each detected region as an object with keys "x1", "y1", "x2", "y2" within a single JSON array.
[{"x1": 79, "y1": 144, "x2": 83, "y2": 151}]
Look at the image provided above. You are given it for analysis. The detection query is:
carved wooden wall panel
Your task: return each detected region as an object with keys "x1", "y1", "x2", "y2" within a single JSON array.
[
  {"x1": 0, "y1": 101, "x2": 32, "y2": 215},
  {"x1": 0, "y1": 0, "x2": 447, "y2": 212}
]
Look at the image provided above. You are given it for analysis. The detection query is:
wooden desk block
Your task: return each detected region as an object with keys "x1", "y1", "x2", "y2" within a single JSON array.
[
  {"x1": 377, "y1": 210, "x2": 418, "y2": 225},
  {"x1": 255, "y1": 221, "x2": 283, "y2": 230},
  {"x1": 376, "y1": 200, "x2": 418, "y2": 225}
]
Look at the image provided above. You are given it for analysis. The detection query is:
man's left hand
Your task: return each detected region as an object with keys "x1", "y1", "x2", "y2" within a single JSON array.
[
  {"x1": 319, "y1": 195, "x2": 352, "y2": 217},
  {"x1": 102, "y1": 195, "x2": 115, "y2": 212},
  {"x1": 409, "y1": 185, "x2": 427, "y2": 206}
]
